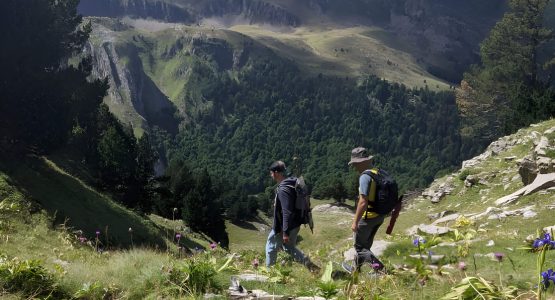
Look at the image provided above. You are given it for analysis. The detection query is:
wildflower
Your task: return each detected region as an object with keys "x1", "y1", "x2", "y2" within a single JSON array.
[
  {"x1": 413, "y1": 237, "x2": 425, "y2": 247},
  {"x1": 128, "y1": 227, "x2": 133, "y2": 233},
  {"x1": 210, "y1": 242, "x2": 217, "y2": 250},
  {"x1": 95, "y1": 230, "x2": 100, "y2": 236},
  {"x1": 253, "y1": 258, "x2": 259, "y2": 269},
  {"x1": 173, "y1": 207, "x2": 178, "y2": 212},
  {"x1": 541, "y1": 268, "x2": 555, "y2": 289},
  {"x1": 371, "y1": 263, "x2": 382, "y2": 270},
  {"x1": 79, "y1": 237, "x2": 87, "y2": 243},
  {"x1": 175, "y1": 233, "x2": 181, "y2": 240},
  {"x1": 494, "y1": 252, "x2": 504, "y2": 262},
  {"x1": 458, "y1": 261, "x2": 467, "y2": 271},
  {"x1": 532, "y1": 233, "x2": 555, "y2": 250}
]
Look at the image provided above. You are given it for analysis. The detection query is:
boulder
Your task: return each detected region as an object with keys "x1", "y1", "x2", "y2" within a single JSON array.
[
  {"x1": 312, "y1": 204, "x2": 353, "y2": 214},
  {"x1": 517, "y1": 157, "x2": 538, "y2": 185},
  {"x1": 537, "y1": 157, "x2": 554, "y2": 174},
  {"x1": 495, "y1": 173, "x2": 555, "y2": 206},
  {"x1": 464, "y1": 175, "x2": 478, "y2": 187},
  {"x1": 534, "y1": 136, "x2": 550, "y2": 157}
]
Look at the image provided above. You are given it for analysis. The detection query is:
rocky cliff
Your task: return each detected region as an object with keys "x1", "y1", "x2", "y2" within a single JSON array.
[
  {"x1": 86, "y1": 19, "x2": 180, "y2": 136},
  {"x1": 78, "y1": 0, "x2": 299, "y2": 27}
]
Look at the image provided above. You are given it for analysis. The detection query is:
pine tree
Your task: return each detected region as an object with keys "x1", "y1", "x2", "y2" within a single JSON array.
[{"x1": 459, "y1": 0, "x2": 555, "y2": 150}]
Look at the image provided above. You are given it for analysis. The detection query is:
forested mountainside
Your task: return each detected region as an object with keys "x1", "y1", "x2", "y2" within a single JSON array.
[
  {"x1": 79, "y1": 0, "x2": 506, "y2": 83},
  {"x1": 86, "y1": 17, "x2": 465, "y2": 199}
]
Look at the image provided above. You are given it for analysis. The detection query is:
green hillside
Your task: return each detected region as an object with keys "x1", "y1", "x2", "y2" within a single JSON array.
[{"x1": 3, "y1": 119, "x2": 555, "y2": 299}]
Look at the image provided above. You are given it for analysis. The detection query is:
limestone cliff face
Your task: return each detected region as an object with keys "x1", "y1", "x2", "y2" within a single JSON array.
[
  {"x1": 86, "y1": 21, "x2": 179, "y2": 136},
  {"x1": 78, "y1": 0, "x2": 299, "y2": 27},
  {"x1": 79, "y1": 0, "x2": 193, "y2": 23}
]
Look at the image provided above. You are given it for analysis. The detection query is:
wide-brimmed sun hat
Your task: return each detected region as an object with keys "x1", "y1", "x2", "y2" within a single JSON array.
[{"x1": 348, "y1": 147, "x2": 374, "y2": 166}]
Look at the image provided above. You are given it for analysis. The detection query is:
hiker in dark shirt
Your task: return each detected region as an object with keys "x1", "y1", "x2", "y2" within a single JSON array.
[
  {"x1": 342, "y1": 147, "x2": 386, "y2": 274},
  {"x1": 265, "y1": 161, "x2": 310, "y2": 268}
]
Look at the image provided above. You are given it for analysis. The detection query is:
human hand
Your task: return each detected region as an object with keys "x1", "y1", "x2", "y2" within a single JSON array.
[
  {"x1": 283, "y1": 234, "x2": 289, "y2": 244},
  {"x1": 351, "y1": 222, "x2": 358, "y2": 232}
]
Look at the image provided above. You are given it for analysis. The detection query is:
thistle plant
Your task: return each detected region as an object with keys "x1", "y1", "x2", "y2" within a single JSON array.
[
  {"x1": 95, "y1": 230, "x2": 100, "y2": 252},
  {"x1": 494, "y1": 252, "x2": 504, "y2": 289},
  {"x1": 128, "y1": 227, "x2": 133, "y2": 248}
]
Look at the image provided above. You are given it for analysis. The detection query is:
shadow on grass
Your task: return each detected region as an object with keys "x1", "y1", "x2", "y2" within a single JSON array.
[{"x1": 0, "y1": 153, "x2": 165, "y2": 249}]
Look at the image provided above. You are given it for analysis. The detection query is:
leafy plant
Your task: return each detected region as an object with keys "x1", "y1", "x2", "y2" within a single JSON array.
[
  {"x1": 0, "y1": 254, "x2": 65, "y2": 298},
  {"x1": 73, "y1": 281, "x2": 122, "y2": 299},
  {"x1": 441, "y1": 276, "x2": 517, "y2": 300},
  {"x1": 317, "y1": 261, "x2": 339, "y2": 299}
]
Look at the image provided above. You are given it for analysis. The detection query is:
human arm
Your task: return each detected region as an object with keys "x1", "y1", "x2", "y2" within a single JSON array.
[
  {"x1": 277, "y1": 185, "x2": 295, "y2": 243},
  {"x1": 352, "y1": 194, "x2": 368, "y2": 232},
  {"x1": 352, "y1": 174, "x2": 371, "y2": 232}
]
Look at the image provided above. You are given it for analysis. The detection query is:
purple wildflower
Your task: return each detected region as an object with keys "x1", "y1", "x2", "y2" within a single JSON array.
[
  {"x1": 458, "y1": 261, "x2": 467, "y2": 271},
  {"x1": 532, "y1": 233, "x2": 555, "y2": 250},
  {"x1": 210, "y1": 242, "x2": 217, "y2": 250},
  {"x1": 413, "y1": 237, "x2": 425, "y2": 247},
  {"x1": 95, "y1": 230, "x2": 100, "y2": 236},
  {"x1": 494, "y1": 252, "x2": 504, "y2": 262},
  {"x1": 175, "y1": 233, "x2": 181, "y2": 240},
  {"x1": 79, "y1": 237, "x2": 87, "y2": 243},
  {"x1": 541, "y1": 268, "x2": 555, "y2": 289},
  {"x1": 371, "y1": 263, "x2": 383, "y2": 270}
]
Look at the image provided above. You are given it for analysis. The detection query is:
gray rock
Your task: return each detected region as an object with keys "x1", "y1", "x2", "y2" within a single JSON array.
[
  {"x1": 409, "y1": 254, "x2": 445, "y2": 264},
  {"x1": 464, "y1": 175, "x2": 478, "y2": 187},
  {"x1": 544, "y1": 225, "x2": 555, "y2": 233},
  {"x1": 504, "y1": 156, "x2": 517, "y2": 161},
  {"x1": 312, "y1": 204, "x2": 353, "y2": 214},
  {"x1": 534, "y1": 136, "x2": 550, "y2": 157},
  {"x1": 406, "y1": 224, "x2": 453, "y2": 235},
  {"x1": 523, "y1": 210, "x2": 537, "y2": 219},
  {"x1": 537, "y1": 157, "x2": 554, "y2": 174},
  {"x1": 495, "y1": 173, "x2": 555, "y2": 206},
  {"x1": 427, "y1": 210, "x2": 456, "y2": 221},
  {"x1": 237, "y1": 274, "x2": 269, "y2": 282},
  {"x1": 432, "y1": 213, "x2": 460, "y2": 225},
  {"x1": 517, "y1": 157, "x2": 538, "y2": 185}
]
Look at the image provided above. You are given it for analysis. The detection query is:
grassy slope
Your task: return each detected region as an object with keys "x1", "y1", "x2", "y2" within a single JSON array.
[
  {"x1": 3, "y1": 120, "x2": 555, "y2": 298},
  {"x1": 229, "y1": 24, "x2": 450, "y2": 90}
]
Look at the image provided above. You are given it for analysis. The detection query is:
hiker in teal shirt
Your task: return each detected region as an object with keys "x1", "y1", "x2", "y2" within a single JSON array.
[{"x1": 342, "y1": 147, "x2": 386, "y2": 274}]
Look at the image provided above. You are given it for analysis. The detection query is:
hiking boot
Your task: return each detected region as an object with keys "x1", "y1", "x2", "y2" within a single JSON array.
[
  {"x1": 305, "y1": 259, "x2": 321, "y2": 273},
  {"x1": 341, "y1": 261, "x2": 355, "y2": 274}
]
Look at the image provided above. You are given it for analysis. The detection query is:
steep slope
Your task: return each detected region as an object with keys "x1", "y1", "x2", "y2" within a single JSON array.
[
  {"x1": 386, "y1": 118, "x2": 555, "y2": 287},
  {"x1": 0, "y1": 152, "x2": 166, "y2": 248}
]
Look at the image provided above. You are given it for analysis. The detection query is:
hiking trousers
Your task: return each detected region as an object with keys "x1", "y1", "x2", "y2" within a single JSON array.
[
  {"x1": 354, "y1": 214, "x2": 385, "y2": 268},
  {"x1": 265, "y1": 226, "x2": 306, "y2": 267}
]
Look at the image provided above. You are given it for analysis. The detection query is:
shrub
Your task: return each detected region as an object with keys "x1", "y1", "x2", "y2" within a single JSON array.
[{"x1": 0, "y1": 254, "x2": 65, "y2": 298}]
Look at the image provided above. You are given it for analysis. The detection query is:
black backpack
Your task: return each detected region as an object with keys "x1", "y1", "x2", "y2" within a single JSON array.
[
  {"x1": 363, "y1": 168, "x2": 399, "y2": 215},
  {"x1": 285, "y1": 176, "x2": 314, "y2": 233}
]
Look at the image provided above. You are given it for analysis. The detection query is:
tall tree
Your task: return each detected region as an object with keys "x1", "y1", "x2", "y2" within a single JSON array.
[
  {"x1": 182, "y1": 169, "x2": 229, "y2": 248},
  {"x1": 0, "y1": 0, "x2": 104, "y2": 152},
  {"x1": 459, "y1": 0, "x2": 555, "y2": 152}
]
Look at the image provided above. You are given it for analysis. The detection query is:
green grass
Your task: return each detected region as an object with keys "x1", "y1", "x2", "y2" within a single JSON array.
[{"x1": 3, "y1": 119, "x2": 555, "y2": 298}]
